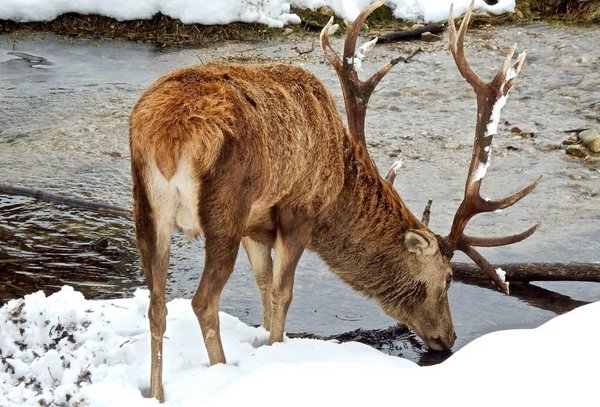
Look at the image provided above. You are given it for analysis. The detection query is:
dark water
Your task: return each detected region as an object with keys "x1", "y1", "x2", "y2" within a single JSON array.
[{"x1": 1, "y1": 25, "x2": 599, "y2": 364}]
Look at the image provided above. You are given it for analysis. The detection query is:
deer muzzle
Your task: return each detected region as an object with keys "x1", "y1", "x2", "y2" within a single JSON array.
[{"x1": 424, "y1": 330, "x2": 456, "y2": 351}]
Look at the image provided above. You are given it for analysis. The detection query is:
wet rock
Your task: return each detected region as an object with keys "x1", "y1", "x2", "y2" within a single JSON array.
[
  {"x1": 578, "y1": 127, "x2": 600, "y2": 153},
  {"x1": 511, "y1": 126, "x2": 535, "y2": 139},
  {"x1": 569, "y1": 174, "x2": 584, "y2": 180},
  {"x1": 443, "y1": 142, "x2": 460, "y2": 150},
  {"x1": 318, "y1": 6, "x2": 335, "y2": 17},
  {"x1": 554, "y1": 42, "x2": 567, "y2": 51},
  {"x1": 539, "y1": 143, "x2": 561, "y2": 151},
  {"x1": 584, "y1": 156, "x2": 600, "y2": 169},
  {"x1": 421, "y1": 32, "x2": 443, "y2": 42},
  {"x1": 562, "y1": 133, "x2": 580, "y2": 145},
  {"x1": 565, "y1": 145, "x2": 588, "y2": 158},
  {"x1": 577, "y1": 55, "x2": 592, "y2": 64}
]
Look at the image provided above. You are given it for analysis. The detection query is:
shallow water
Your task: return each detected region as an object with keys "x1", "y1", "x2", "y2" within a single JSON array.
[{"x1": 1, "y1": 24, "x2": 599, "y2": 363}]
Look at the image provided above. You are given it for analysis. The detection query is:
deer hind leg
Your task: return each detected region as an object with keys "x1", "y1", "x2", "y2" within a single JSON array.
[
  {"x1": 242, "y1": 237, "x2": 273, "y2": 330},
  {"x1": 132, "y1": 167, "x2": 174, "y2": 403},
  {"x1": 191, "y1": 231, "x2": 240, "y2": 365},
  {"x1": 269, "y1": 213, "x2": 313, "y2": 344}
]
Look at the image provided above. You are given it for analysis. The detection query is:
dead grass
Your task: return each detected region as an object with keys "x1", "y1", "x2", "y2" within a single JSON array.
[{"x1": 0, "y1": 13, "x2": 288, "y2": 48}]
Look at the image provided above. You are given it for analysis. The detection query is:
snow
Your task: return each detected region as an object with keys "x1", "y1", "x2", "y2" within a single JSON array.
[
  {"x1": 348, "y1": 36, "x2": 378, "y2": 71},
  {"x1": 0, "y1": 0, "x2": 516, "y2": 25},
  {"x1": 495, "y1": 267, "x2": 507, "y2": 283},
  {"x1": 1, "y1": 286, "x2": 599, "y2": 406},
  {"x1": 473, "y1": 160, "x2": 490, "y2": 182},
  {"x1": 486, "y1": 94, "x2": 508, "y2": 138},
  {"x1": 390, "y1": 159, "x2": 404, "y2": 172}
]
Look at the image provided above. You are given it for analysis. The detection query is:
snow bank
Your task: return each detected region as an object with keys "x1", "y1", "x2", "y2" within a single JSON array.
[
  {"x1": 0, "y1": 0, "x2": 516, "y2": 26},
  {"x1": 295, "y1": 0, "x2": 515, "y2": 22},
  {"x1": 1, "y1": 286, "x2": 598, "y2": 406}
]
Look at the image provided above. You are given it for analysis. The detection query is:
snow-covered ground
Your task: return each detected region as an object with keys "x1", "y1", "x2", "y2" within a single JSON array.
[
  {"x1": 0, "y1": 286, "x2": 598, "y2": 406},
  {"x1": 0, "y1": 0, "x2": 515, "y2": 26}
]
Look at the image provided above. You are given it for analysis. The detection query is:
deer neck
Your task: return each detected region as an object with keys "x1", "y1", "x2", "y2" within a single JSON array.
[{"x1": 309, "y1": 141, "x2": 427, "y2": 311}]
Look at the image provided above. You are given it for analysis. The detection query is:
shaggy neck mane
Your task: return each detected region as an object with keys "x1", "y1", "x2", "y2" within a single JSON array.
[{"x1": 309, "y1": 138, "x2": 428, "y2": 313}]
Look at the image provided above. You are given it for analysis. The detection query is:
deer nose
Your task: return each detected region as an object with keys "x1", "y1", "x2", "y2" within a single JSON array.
[{"x1": 428, "y1": 332, "x2": 455, "y2": 351}]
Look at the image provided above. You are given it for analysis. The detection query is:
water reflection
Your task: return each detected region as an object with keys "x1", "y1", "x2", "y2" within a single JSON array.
[{"x1": 0, "y1": 196, "x2": 143, "y2": 303}]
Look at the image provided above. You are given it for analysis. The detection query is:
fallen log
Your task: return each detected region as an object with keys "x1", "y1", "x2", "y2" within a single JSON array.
[
  {"x1": 452, "y1": 262, "x2": 600, "y2": 283},
  {"x1": 0, "y1": 184, "x2": 131, "y2": 217},
  {"x1": 375, "y1": 23, "x2": 444, "y2": 43}
]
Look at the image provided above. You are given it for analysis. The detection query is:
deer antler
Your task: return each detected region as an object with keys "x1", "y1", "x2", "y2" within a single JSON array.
[
  {"x1": 320, "y1": 0, "x2": 403, "y2": 151},
  {"x1": 443, "y1": 2, "x2": 541, "y2": 294}
]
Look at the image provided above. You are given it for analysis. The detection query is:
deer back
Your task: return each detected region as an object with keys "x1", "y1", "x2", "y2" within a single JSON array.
[{"x1": 130, "y1": 63, "x2": 351, "y2": 239}]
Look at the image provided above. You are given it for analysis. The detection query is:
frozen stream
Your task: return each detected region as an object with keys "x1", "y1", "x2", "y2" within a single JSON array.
[{"x1": 1, "y1": 23, "x2": 599, "y2": 363}]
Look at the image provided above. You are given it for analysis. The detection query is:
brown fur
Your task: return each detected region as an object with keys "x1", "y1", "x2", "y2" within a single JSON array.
[{"x1": 130, "y1": 62, "x2": 455, "y2": 402}]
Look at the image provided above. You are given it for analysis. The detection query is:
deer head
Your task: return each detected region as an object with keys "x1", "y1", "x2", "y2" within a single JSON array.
[{"x1": 319, "y1": 0, "x2": 539, "y2": 336}]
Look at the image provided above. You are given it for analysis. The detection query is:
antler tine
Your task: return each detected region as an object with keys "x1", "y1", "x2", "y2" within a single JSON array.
[
  {"x1": 499, "y1": 48, "x2": 527, "y2": 95},
  {"x1": 384, "y1": 159, "x2": 403, "y2": 185},
  {"x1": 448, "y1": 1, "x2": 485, "y2": 91},
  {"x1": 443, "y1": 2, "x2": 541, "y2": 294},
  {"x1": 421, "y1": 199, "x2": 433, "y2": 226},
  {"x1": 482, "y1": 175, "x2": 542, "y2": 212},
  {"x1": 320, "y1": 17, "x2": 342, "y2": 70},
  {"x1": 463, "y1": 223, "x2": 540, "y2": 248},
  {"x1": 461, "y1": 245, "x2": 510, "y2": 294},
  {"x1": 342, "y1": 0, "x2": 385, "y2": 64},
  {"x1": 319, "y1": 1, "x2": 403, "y2": 152}
]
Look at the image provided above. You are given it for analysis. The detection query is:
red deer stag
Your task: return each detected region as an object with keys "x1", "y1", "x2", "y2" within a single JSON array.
[{"x1": 130, "y1": 1, "x2": 538, "y2": 401}]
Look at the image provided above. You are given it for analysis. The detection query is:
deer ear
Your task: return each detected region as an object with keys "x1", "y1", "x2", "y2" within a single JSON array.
[{"x1": 404, "y1": 229, "x2": 437, "y2": 256}]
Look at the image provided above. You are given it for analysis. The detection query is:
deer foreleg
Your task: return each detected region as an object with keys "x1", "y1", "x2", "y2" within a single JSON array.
[
  {"x1": 269, "y1": 215, "x2": 313, "y2": 344},
  {"x1": 242, "y1": 237, "x2": 273, "y2": 330}
]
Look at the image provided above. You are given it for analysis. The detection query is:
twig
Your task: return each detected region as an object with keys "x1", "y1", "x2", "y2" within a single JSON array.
[{"x1": 398, "y1": 47, "x2": 422, "y2": 63}]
